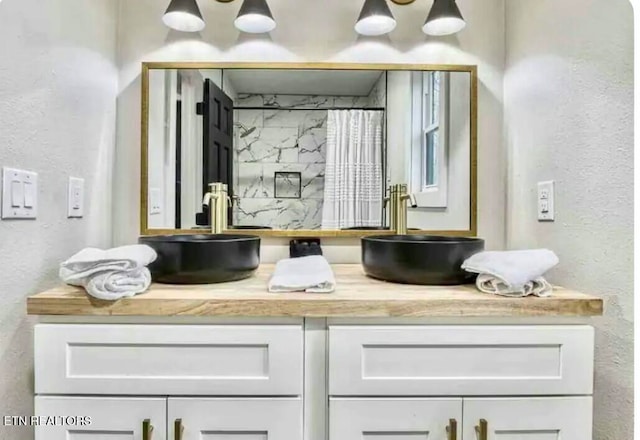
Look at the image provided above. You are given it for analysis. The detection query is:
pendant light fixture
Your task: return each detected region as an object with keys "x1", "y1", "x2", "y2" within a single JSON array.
[
  {"x1": 163, "y1": 0, "x2": 206, "y2": 32},
  {"x1": 422, "y1": 0, "x2": 466, "y2": 36},
  {"x1": 355, "y1": 0, "x2": 397, "y2": 36},
  {"x1": 234, "y1": 0, "x2": 277, "y2": 34}
]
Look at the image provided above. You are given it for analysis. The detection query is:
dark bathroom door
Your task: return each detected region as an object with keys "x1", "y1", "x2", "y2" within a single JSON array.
[{"x1": 200, "y1": 78, "x2": 234, "y2": 225}]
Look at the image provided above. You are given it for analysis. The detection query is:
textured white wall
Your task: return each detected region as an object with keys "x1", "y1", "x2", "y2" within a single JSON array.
[
  {"x1": 0, "y1": 1, "x2": 118, "y2": 439},
  {"x1": 114, "y1": 0, "x2": 506, "y2": 260},
  {"x1": 504, "y1": 0, "x2": 634, "y2": 438}
]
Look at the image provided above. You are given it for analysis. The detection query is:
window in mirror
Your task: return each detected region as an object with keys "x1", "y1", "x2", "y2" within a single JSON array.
[{"x1": 412, "y1": 71, "x2": 449, "y2": 208}]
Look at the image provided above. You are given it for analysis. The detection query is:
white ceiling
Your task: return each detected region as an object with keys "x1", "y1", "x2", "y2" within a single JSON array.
[{"x1": 224, "y1": 69, "x2": 384, "y2": 97}]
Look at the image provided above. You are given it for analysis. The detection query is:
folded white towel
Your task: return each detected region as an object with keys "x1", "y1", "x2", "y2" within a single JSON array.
[
  {"x1": 476, "y1": 274, "x2": 552, "y2": 298},
  {"x1": 462, "y1": 249, "x2": 559, "y2": 297},
  {"x1": 59, "y1": 245, "x2": 157, "y2": 301},
  {"x1": 269, "y1": 256, "x2": 336, "y2": 293}
]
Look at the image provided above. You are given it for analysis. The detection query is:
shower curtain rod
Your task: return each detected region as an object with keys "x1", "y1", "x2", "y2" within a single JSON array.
[{"x1": 234, "y1": 106, "x2": 386, "y2": 111}]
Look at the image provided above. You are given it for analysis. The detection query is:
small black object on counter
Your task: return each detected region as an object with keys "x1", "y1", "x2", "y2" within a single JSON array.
[{"x1": 289, "y1": 238, "x2": 323, "y2": 258}]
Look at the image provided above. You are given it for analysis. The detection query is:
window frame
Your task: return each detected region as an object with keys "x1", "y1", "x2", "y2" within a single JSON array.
[{"x1": 410, "y1": 71, "x2": 450, "y2": 208}]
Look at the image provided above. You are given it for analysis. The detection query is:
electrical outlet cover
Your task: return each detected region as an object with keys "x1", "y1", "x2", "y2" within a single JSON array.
[
  {"x1": 68, "y1": 177, "x2": 85, "y2": 218},
  {"x1": 537, "y1": 181, "x2": 555, "y2": 221}
]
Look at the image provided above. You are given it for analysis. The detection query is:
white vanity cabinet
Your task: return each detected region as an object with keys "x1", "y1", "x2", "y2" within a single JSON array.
[
  {"x1": 34, "y1": 324, "x2": 304, "y2": 440},
  {"x1": 33, "y1": 322, "x2": 595, "y2": 440},
  {"x1": 328, "y1": 325, "x2": 595, "y2": 440}
]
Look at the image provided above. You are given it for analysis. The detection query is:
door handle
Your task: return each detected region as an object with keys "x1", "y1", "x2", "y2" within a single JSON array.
[
  {"x1": 475, "y1": 419, "x2": 488, "y2": 440},
  {"x1": 446, "y1": 418, "x2": 457, "y2": 440},
  {"x1": 174, "y1": 418, "x2": 184, "y2": 440},
  {"x1": 142, "y1": 419, "x2": 153, "y2": 440}
]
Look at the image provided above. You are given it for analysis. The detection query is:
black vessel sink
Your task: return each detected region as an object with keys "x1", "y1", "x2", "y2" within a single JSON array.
[
  {"x1": 362, "y1": 235, "x2": 484, "y2": 285},
  {"x1": 139, "y1": 234, "x2": 260, "y2": 284}
]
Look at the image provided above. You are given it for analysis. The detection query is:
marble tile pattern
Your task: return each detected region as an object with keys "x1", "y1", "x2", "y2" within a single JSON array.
[
  {"x1": 368, "y1": 73, "x2": 387, "y2": 108},
  {"x1": 233, "y1": 94, "x2": 368, "y2": 229}
]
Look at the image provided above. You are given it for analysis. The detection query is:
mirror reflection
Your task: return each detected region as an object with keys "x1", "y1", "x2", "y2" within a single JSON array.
[{"x1": 145, "y1": 67, "x2": 473, "y2": 233}]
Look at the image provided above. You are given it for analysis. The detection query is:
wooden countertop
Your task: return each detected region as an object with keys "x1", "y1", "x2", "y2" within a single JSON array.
[{"x1": 27, "y1": 265, "x2": 603, "y2": 318}]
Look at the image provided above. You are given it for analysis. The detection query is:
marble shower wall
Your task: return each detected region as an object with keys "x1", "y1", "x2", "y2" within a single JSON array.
[
  {"x1": 368, "y1": 73, "x2": 387, "y2": 108},
  {"x1": 233, "y1": 93, "x2": 375, "y2": 229}
]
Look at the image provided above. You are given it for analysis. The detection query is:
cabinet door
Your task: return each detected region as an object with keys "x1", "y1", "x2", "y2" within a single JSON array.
[
  {"x1": 330, "y1": 398, "x2": 462, "y2": 440},
  {"x1": 168, "y1": 398, "x2": 302, "y2": 440},
  {"x1": 35, "y1": 396, "x2": 166, "y2": 440},
  {"x1": 463, "y1": 397, "x2": 592, "y2": 440}
]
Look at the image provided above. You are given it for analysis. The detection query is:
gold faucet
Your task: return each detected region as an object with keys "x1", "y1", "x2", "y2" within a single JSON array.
[
  {"x1": 386, "y1": 183, "x2": 417, "y2": 235},
  {"x1": 202, "y1": 182, "x2": 230, "y2": 234}
]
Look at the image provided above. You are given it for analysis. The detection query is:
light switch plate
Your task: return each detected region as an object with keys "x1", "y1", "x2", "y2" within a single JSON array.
[
  {"x1": 149, "y1": 188, "x2": 162, "y2": 215},
  {"x1": 68, "y1": 177, "x2": 85, "y2": 218},
  {"x1": 537, "y1": 180, "x2": 555, "y2": 221},
  {"x1": 2, "y1": 167, "x2": 38, "y2": 219}
]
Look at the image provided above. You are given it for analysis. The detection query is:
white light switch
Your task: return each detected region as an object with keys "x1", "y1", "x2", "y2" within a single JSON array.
[
  {"x1": 537, "y1": 180, "x2": 555, "y2": 221},
  {"x1": 11, "y1": 179, "x2": 22, "y2": 207},
  {"x1": 2, "y1": 167, "x2": 38, "y2": 219},
  {"x1": 68, "y1": 177, "x2": 85, "y2": 218}
]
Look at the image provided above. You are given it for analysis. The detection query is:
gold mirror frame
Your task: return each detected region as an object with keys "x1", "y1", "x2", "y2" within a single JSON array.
[{"x1": 140, "y1": 62, "x2": 478, "y2": 238}]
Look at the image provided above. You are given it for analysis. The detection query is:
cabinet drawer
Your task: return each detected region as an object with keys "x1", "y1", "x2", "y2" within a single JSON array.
[
  {"x1": 168, "y1": 398, "x2": 302, "y2": 440},
  {"x1": 329, "y1": 325, "x2": 594, "y2": 396},
  {"x1": 35, "y1": 324, "x2": 303, "y2": 395}
]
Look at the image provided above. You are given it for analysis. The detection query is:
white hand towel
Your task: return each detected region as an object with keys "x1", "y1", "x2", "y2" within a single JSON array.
[
  {"x1": 59, "y1": 245, "x2": 157, "y2": 301},
  {"x1": 476, "y1": 274, "x2": 552, "y2": 298},
  {"x1": 269, "y1": 255, "x2": 336, "y2": 293},
  {"x1": 462, "y1": 249, "x2": 559, "y2": 297}
]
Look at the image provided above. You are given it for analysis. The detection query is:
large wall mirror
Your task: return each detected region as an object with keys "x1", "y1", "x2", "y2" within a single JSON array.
[{"x1": 141, "y1": 63, "x2": 477, "y2": 237}]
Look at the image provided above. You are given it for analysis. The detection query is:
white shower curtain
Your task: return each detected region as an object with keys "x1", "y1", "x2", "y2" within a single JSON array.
[{"x1": 321, "y1": 110, "x2": 384, "y2": 230}]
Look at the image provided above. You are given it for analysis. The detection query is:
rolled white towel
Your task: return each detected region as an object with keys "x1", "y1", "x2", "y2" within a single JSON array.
[
  {"x1": 462, "y1": 249, "x2": 559, "y2": 297},
  {"x1": 476, "y1": 274, "x2": 552, "y2": 298},
  {"x1": 269, "y1": 255, "x2": 336, "y2": 293},
  {"x1": 59, "y1": 245, "x2": 157, "y2": 301}
]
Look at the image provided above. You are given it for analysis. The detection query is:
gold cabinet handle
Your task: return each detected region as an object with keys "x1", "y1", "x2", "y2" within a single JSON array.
[
  {"x1": 142, "y1": 419, "x2": 153, "y2": 440},
  {"x1": 475, "y1": 419, "x2": 488, "y2": 440},
  {"x1": 446, "y1": 418, "x2": 458, "y2": 440},
  {"x1": 174, "y1": 418, "x2": 184, "y2": 440}
]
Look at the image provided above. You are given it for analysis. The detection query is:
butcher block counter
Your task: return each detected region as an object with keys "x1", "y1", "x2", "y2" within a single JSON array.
[{"x1": 27, "y1": 264, "x2": 603, "y2": 317}]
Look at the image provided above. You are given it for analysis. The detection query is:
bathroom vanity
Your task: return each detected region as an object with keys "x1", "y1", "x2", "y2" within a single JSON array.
[
  {"x1": 28, "y1": 265, "x2": 602, "y2": 440},
  {"x1": 25, "y1": 61, "x2": 602, "y2": 439}
]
